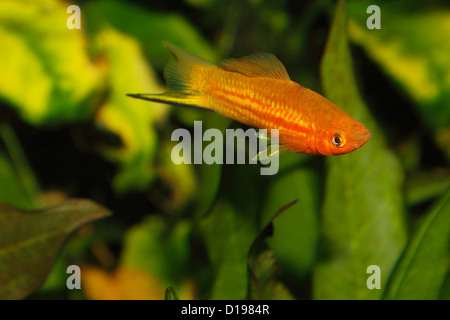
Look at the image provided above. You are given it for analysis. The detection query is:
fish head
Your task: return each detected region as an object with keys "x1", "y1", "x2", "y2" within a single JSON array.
[{"x1": 315, "y1": 120, "x2": 371, "y2": 156}]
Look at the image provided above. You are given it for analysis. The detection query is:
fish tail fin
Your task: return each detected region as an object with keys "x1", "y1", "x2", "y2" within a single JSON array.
[{"x1": 129, "y1": 42, "x2": 215, "y2": 111}]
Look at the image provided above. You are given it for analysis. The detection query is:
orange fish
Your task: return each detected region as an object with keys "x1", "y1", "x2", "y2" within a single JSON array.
[{"x1": 128, "y1": 42, "x2": 371, "y2": 156}]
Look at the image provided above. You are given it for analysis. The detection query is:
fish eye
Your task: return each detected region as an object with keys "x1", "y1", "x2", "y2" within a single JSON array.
[{"x1": 332, "y1": 134, "x2": 343, "y2": 147}]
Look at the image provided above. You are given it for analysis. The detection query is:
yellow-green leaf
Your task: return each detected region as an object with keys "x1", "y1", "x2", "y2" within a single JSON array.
[
  {"x1": 347, "y1": 0, "x2": 450, "y2": 157},
  {"x1": 94, "y1": 29, "x2": 169, "y2": 193},
  {"x1": 0, "y1": 0, "x2": 102, "y2": 125}
]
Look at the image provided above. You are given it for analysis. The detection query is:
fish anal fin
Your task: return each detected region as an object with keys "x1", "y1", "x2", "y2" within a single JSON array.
[{"x1": 219, "y1": 53, "x2": 291, "y2": 81}]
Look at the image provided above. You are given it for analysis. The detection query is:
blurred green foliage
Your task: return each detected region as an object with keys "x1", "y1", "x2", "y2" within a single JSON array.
[
  {"x1": 314, "y1": 0, "x2": 407, "y2": 299},
  {"x1": 0, "y1": 0, "x2": 102, "y2": 125},
  {"x1": 347, "y1": 0, "x2": 450, "y2": 159},
  {"x1": 0, "y1": 199, "x2": 110, "y2": 299},
  {"x1": 0, "y1": 0, "x2": 448, "y2": 300}
]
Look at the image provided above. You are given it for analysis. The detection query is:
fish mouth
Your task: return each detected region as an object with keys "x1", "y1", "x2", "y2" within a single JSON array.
[{"x1": 355, "y1": 129, "x2": 371, "y2": 148}]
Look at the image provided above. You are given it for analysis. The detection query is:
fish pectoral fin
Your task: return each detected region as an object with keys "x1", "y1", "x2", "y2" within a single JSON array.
[
  {"x1": 252, "y1": 144, "x2": 285, "y2": 162},
  {"x1": 219, "y1": 53, "x2": 291, "y2": 81}
]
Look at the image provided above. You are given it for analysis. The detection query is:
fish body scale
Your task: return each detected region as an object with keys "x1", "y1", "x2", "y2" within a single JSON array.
[{"x1": 203, "y1": 68, "x2": 314, "y2": 148}]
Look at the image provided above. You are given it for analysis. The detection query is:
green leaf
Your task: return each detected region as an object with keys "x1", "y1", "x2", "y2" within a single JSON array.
[
  {"x1": 383, "y1": 189, "x2": 450, "y2": 299},
  {"x1": 194, "y1": 162, "x2": 222, "y2": 219},
  {"x1": 249, "y1": 200, "x2": 297, "y2": 300},
  {"x1": 347, "y1": 0, "x2": 450, "y2": 157},
  {"x1": 120, "y1": 216, "x2": 191, "y2": 288},
  {"x1": 0, "y1": 124, "x2": 40, "y2": 210},
  {"x1": 248, "y1": 251, "x2": 294, "y2": 300},
  {"x1": 84, "y1": 0, "x2": 218, "y2": 70},
  {"x1": 261, "y1": 168, "x2": 319, "y2": 279},
  {"x1": 0, "y1": 150, "x2": 34, "y2": 210},
  {"x1": 83, "y1": 0, "x2": 221, "y2": 194},
  {"x1": 153, "y1": 141, "x2": 197, "y2": 213},
  {"x1": 405, "y1": 170, "x2": 450, "y2": 207},
  {"x1": 200, "y1": 201, "x2": 251, "y2": 300},
  {"x1": 0, "y1": 199, "x2": 111, "y2": 299},
  {"x1": 165, "y1": 287, "x2": 179, "y2": 300},
  {"x1": 192, "y1": 114, "x2": 230, "y2": 219},
  {"x1": 0, "y1": 0, "x2": 102, "y2": 125},
  {"x1": 313, "y1": 0, "x2": 407, "y2": 300},
  {"x1": 94, "y1": 28, "x2": 169, "y2": 193},
  {"x1": 439, "y1": 273, "x2": 450, "y2": 300}
]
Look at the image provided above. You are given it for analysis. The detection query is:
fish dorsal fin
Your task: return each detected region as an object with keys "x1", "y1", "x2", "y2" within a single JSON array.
[{"x1": 219, "y1": 53, "x2": 291, "y2": 81}]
